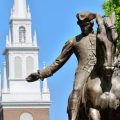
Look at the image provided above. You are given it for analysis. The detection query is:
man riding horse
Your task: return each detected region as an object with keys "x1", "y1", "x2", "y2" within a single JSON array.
[{"x1": 26, "y1": 12, "x2": 118, "y2": 120}]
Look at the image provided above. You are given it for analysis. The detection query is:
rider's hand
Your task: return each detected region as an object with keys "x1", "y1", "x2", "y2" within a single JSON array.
[{"x1": 26, "y1": 71, "x2": 44, "y2": 82}]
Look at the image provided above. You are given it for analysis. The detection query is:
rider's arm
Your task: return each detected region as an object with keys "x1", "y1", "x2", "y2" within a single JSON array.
[{"x1": 39, "y1": 39, "x2": 74, "y2": 78}]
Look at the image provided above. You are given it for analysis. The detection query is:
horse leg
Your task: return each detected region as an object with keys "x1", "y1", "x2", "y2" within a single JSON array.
[{"x1": 89, "y1": 108, "x2": 101, "y2": 120}]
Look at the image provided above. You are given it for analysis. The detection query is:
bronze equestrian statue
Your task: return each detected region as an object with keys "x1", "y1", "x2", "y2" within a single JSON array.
[
  {"x1": 80, "y1": 12, "x2": 119, "y2": 120},
  {"x1": 26, "y1": 11, "x2": 119, "y2": 120}
]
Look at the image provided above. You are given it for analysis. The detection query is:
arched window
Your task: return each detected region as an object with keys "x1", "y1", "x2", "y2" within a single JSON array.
[
  {"x1": 26, "y1": 56, "x2": 34, "y2": 76},
  {"x1": 14, "y1": 56, "x2": 22, "y2": 78},
  {"x1": 19, "y1": 26, "x2": 26, "y2": 43},
  {"x1": 20, "y1": 113, "x2": 33, "y2": 120}
]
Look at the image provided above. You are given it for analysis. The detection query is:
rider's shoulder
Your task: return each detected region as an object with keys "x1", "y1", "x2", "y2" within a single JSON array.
[
  {"x1": 65, "y1": 37, "x2": 76, "y2": 45},
  {"x1": 65, "y1": 34, "x2": 83, "y2": 45}
]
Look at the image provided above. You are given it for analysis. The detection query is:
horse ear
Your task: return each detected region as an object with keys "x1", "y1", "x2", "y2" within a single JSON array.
[
  {"x1": 110, "y1": 12, "x2": 116, "y2": 25},
  {"x1": 104, "y1": 17, "x2": 111, "y2": 28}
]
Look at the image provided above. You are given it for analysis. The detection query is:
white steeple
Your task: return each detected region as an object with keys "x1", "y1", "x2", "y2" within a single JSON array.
[
  {"x1": 1, "y1": 1, "x2": 51, "y2": 117},
  {"x1": 9, "y1": 0, "x2": 34, "y2": 47},
  {"x1": 12, "y1": 0, "x2": 28, "y2": 19},
  {"x1": 2, "y1": 0, "x2": 42, "y2": 101}
]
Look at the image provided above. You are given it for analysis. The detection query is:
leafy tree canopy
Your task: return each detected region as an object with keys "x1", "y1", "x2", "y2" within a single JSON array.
[{"x1": 102, "y1": 0, "x2": 120, "y2": 50}]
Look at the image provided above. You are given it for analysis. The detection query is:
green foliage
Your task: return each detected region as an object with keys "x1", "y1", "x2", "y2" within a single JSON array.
[{"x1": 102, "y1": 0, "x2": 120, "y2": 51}]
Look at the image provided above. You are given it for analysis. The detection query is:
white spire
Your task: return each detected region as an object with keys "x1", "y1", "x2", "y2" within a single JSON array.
[
  {"x1": 6, "y1": 35, "x2": 9, "y2": 47},
  {"x1": 42, "y1": 62, "x2": 50, "y2": 101},
  {"x1": 9, "y1": 30, "x2": 12, "y2": 46},
  {"x1": 2, "y1": 62, "x2": 8, "y2": 93},
  {"x1": 33, "y1": 31, "x2": 37, "y2": 46},
  {"x1": 10, "y1": 8, "x2": 13, "y2": 19},
  {"x1": 42, "y1": 78, "x2": 49, "y2": 93},
  {"x1": 27, "y1": 5, "x2": 31, "y2": 19},
  {"x1": 12, "y1": 0, "x2": 27, "y2": 19},
  {"x1": 42, "y1": 62, "x2": 49, "y2": 93}
]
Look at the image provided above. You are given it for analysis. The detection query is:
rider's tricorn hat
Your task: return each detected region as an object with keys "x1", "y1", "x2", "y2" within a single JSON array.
[{"x1": 76, "y1": 11, "x2": 96, "y2": 23}]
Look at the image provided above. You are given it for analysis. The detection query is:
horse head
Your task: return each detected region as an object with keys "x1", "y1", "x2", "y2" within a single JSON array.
[{"x1": 96, "y1": 12, "x2": 118, "y2": 73}]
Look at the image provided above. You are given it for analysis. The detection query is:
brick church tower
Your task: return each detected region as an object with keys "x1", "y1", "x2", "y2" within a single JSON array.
[{"x1": 0, "y1": 0, "x2": 51, "y2": 120}]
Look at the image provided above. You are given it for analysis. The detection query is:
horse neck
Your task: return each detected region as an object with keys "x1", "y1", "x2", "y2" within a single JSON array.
[{"x1": 95, "y1": 40, "x2": 114, "y2": 79}]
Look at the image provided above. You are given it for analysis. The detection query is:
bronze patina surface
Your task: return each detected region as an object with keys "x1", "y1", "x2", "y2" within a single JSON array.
[{"x1": 26, "y1": 12, "x2": 120, "y2": 120}]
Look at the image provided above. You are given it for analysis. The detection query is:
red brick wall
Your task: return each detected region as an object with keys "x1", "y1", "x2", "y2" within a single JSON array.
[{"x1": 2, "y1": 108, "x2": 49, "y2": 120}]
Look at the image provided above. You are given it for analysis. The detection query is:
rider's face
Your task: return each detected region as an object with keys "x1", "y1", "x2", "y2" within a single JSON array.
[{"x1": 80, "y1": 22, "x2": 93, "y2": 35}]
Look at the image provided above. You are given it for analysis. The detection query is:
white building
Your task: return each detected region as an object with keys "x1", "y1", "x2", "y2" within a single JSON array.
[{"x1": 0, "y1": 0, "x2": 51, "y2": 120}]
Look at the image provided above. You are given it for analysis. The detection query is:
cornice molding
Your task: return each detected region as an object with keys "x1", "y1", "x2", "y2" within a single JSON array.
[
  {"x1": 1, "y1": 101, "x2": 51, "y2": 109},
  {"x1": 3, "y1": 47, "x2": 39, "y2": 55}
]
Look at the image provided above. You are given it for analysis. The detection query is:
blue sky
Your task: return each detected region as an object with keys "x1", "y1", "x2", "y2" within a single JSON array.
[{"x1": 0, "y1": 0, "x2": 105, "y2": 120}]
